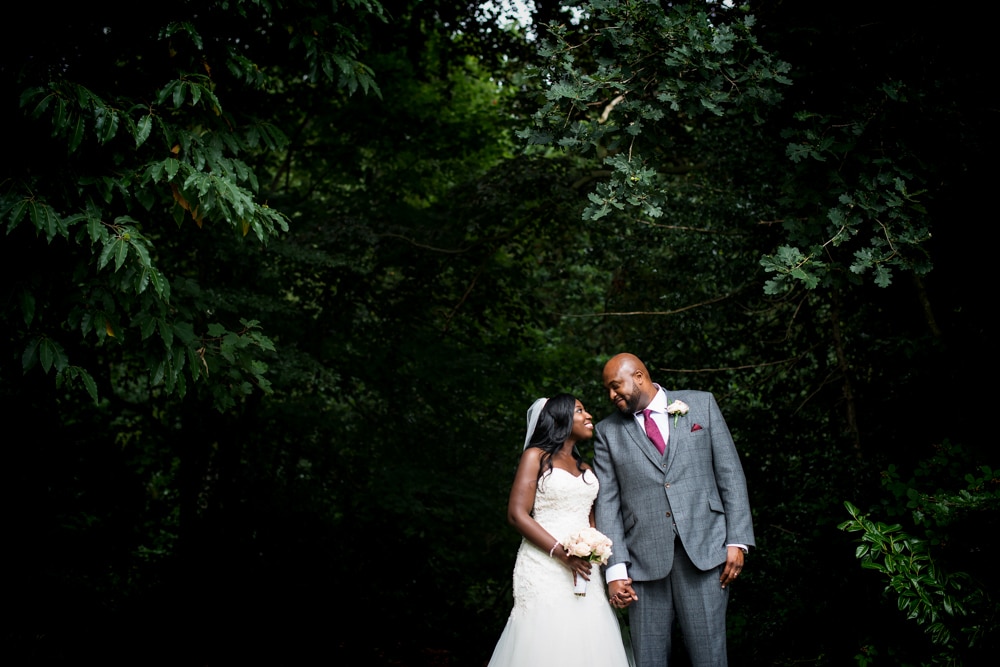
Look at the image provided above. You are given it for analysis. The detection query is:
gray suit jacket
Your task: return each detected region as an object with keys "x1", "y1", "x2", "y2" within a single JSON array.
[{"x1": 593, "y1": 389, "x2": 754, "y2": 581}]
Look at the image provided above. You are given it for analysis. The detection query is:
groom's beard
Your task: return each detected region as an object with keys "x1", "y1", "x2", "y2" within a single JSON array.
[{"x1": 616, "y1": 392, "x2": 642, "y2": 415}]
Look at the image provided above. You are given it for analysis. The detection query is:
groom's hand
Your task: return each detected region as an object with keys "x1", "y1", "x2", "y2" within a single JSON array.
[
  {"x1": 719, "y1": 546, "x2": 745, "y2": 589},
  {"x1": 609, "y1": 578, "x2": 637, "y2": 608}
]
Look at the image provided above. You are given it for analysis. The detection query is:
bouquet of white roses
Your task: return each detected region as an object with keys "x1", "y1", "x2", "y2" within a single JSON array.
[
  {"x1": 564, "y1": 526, "x2": 613, "y2": 564},
  {"x1": 562, "y1": 527, "x2": 613, "y2": 595}
]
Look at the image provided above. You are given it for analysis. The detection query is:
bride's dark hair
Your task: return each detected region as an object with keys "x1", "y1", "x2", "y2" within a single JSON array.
[{"x1": 527, "y1": 393, "x2": 587, "y2": 480}]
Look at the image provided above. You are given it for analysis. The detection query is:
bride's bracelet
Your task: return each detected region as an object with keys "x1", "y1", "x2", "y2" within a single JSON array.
[{"x1": 548, "y1": 540, "x2": 562, "y2": 558}]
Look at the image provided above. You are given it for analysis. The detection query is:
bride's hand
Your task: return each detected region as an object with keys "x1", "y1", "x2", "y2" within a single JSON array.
[{"x1": 562, "y1": 554, "x2": 592, "y2": 581}]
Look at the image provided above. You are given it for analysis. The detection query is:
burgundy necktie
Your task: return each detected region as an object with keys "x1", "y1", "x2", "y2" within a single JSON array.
[{"x1": 642, "y1": 409, "x2": 667, "y2": 455}]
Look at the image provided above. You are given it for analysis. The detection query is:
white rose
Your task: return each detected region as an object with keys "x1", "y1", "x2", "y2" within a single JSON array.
[{"x1": 666, "y1": 399, "x2": 690, "y2": 415}]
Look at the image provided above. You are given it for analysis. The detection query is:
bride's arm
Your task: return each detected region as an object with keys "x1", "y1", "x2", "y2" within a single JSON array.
[{"x1": 506, "y1": 448, "x2": 556, "y2": 552}]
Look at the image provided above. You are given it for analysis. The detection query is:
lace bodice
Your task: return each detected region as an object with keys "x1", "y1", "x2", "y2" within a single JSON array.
[{"x1": 532, "y1": 468, "x2": 599, "y2": 539}]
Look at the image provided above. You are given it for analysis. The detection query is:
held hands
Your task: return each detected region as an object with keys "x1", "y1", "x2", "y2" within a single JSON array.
[
  {"x1": 608, "y1": 578, "x2": 637, "y2": 609},
  {"x1": 719, "y1": 545, "x2": 745, "y2": 589}
]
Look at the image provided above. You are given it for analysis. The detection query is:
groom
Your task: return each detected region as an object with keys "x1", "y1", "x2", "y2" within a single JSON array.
[{"x1": 593, "y1": 353, "x2": 754, "y2": 667}]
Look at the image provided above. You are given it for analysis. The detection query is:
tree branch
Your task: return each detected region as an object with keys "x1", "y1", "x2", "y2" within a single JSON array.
[
  {"x1": 598, "y1": 94, "x2": 625, "y2": 123},
  {"x1": 566, "y1": 291, "x2": 733, "y2": 317},
  {"x1": 377, "y1": 232, "x2": 473, "y2": 254},
  {"x1": 657, "y1": 356, "x2": 800, "y2": 373}
]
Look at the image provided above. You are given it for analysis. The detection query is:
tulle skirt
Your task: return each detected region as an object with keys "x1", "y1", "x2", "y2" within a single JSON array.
[{"x1": 487, "y1": 575, "x2": 634, "y2": 667}]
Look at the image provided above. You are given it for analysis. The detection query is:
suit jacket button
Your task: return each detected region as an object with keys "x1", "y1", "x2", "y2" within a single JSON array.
[
  {"x1": 664, "y1": 483, "x2": 670, "y2": 488},
  {"x1": 665, "y1": 512, "x2": 672, "y2": 517}
]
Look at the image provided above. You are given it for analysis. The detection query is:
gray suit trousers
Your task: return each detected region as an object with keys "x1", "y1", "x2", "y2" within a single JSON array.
[{"x1": 629, "y1": 538, "x2": 729, "y2": 667}]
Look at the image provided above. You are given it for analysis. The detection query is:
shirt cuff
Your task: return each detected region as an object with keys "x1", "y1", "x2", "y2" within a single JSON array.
[
  {"x1": 605, "y1": 562, "x2": 628, "y2": 583},
  {"x1": 727, "y1": 543, "x2": 749, "y2": 554}
]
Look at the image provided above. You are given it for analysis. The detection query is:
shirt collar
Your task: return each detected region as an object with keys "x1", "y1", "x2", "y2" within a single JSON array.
[{"x1": 636, "y1": 384, "x2": 668, "y2": 417}]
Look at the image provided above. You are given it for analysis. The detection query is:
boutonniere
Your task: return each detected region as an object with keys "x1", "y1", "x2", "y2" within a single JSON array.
[{"x1": 665, "y1": 399, "x2": 690, "y2": 427}]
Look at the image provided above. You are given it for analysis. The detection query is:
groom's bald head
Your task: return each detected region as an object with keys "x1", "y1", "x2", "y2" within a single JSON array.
[{"x1": 603, "y1": 353, "x2": 656, "y2": 414}]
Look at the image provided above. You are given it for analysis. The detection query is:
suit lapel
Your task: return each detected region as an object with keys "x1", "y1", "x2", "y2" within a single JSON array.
[
  {"x1": 622, "y1": 413, "x2": 664, "y2": 467},
  {"x1": 662, "y1": 389, "x2": 696, "y2": 470},
  {"x1": 664, "y1": 411, "x2": 683, "y2": 469}
]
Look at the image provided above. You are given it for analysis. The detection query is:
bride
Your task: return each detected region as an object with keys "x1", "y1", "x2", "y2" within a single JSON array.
[{"x1": 487, "y1": 394, "x2": 634, "y2": 666}]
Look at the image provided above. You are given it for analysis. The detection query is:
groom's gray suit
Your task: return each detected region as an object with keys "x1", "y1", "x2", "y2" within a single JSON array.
[{"x1": 594, "y1": 388, "x2": 754, "y2": 667}]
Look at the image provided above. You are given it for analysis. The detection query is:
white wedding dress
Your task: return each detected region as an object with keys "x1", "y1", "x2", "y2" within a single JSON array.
[{"x1": 487, "y1": 468, "x2": 634, "y2": 666}]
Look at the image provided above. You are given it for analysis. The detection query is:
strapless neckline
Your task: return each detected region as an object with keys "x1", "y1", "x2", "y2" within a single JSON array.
[{"x1": 548, "y1": 467, "x2": 587, "y2": 479}]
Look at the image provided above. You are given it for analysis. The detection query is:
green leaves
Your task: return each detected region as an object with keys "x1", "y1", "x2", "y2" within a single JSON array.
[
  {"x1": 286, "y1": 9, "x2": 385, "y2": 97},
  {"x1": 189, "y1": 319, "x2": 276, "y2": 409},
  {"x1": 526, "y1": 0, "x2": 791, "y2": 246},
  {"x1": 56, "y1": 366, "x2": 99, "y2": 404},
  {"x1": 840, "y1": 476, "x2": 997, "y2": 661},
  {"x1": 160, "y1": 20, "x2": 204, "y2": 50},
  {"x1": 4, "y1": 2, "x2": 347, "y2": 411},
  {"x1": 2, "y1": 193, "x2": 69, "y2": 241},
  {"x1": 139, "y1": 119, "x2": 291, "y2": 240},
  {"x1": 20, "y1": 81, "x2": 170, "y2": 156},
  {"x1": 20, "y1": 338, "x2": 98, "y2": 404},
  {"x1": 157, "y1": 75, "x2": 222, "y2": 114},
  {"x1": 22, "y1": 336, "x2": 68, "y2": 374},
  {"x1": 134, "y1": 113, "x2": 153, "y2": 148},
  {"x1": 530, "y1": 2, "x2": 934, "y2": 296},
  {"x1": 760, "y1": 245, "x2": 822, "y2": 294},
  {"x1": 764, "y1": 87, "x2": 935, "y2": 293}
]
